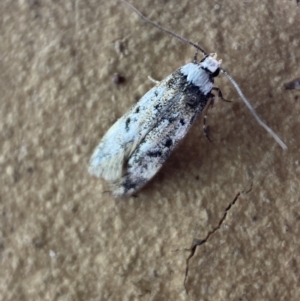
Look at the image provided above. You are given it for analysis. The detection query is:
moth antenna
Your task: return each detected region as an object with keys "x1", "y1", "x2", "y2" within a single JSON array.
[
  {"x1": 120, "y1": 0, "x2": 208, "y2": 56},
  {"x1": 221, "y1": 69, "x2": 288, "y2": 150}
]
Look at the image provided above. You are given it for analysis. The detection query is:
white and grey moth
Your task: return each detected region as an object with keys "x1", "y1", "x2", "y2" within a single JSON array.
[{"x1": 89, "y1": 0, "x2": 287, "y2": 197}]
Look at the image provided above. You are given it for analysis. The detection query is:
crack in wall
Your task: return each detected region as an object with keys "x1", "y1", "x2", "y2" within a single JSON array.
[{"x1": 183, "y1": 185, "x2": 253, "y2": 294}]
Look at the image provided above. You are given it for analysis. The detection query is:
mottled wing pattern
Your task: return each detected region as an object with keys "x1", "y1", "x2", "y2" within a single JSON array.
[
  {"x1": 89, "y1": 70, "x2": 191, "y2": 182},
  {"x1": 111, "y1": 77, "x2": 210, "y2": 196}
]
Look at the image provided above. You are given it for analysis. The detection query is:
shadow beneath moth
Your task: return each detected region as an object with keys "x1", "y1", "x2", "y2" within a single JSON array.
[{"x1": 89, "y1": 0, "x2": 287, "y2": 197}]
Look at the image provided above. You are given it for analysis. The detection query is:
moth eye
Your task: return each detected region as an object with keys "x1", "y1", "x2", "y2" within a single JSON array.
[{"x1": 210, "y1": 68, "x2": 220, "y2": 78}]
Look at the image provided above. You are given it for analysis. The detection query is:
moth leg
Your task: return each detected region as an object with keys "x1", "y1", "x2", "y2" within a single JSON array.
[
  {"x1": 211, "y1": 87, "x2": 231, "y2": 102},
  {"x1": 203, "y1": 87, "x2": 230, "y2": 141},
  {"x1": 203, "y1": 97, "x2": 214, "y2": 142},
  {"x1": 147, "y1": 75, "x2": 160, "y2": 85},
  {"x1": 193, "y1": 43, "x2": 204, "y2": 63},
  {"x1": 193, "y1": 49, "x2": 199, "y2": 63}
]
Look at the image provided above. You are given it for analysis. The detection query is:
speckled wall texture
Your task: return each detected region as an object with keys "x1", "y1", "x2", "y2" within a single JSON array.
[{"x1": 0, "y1": 0, "x2": 299, "y2": 300}]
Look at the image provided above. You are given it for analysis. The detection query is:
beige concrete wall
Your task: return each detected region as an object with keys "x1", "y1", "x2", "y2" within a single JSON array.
[{"x1": 1, "y1": 0, "x2": 299, "y2": 300}]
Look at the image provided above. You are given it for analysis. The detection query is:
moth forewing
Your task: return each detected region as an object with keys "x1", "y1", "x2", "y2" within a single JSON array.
[
  {"x1": 89, "y1": 79, "x2": 170, "y2": 181},
  {"x1": 89, "y1": 56, "x2": 221, "y2": 197}
]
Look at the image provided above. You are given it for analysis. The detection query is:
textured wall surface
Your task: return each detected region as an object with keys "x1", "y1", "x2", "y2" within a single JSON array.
[{"x1": 1, "y1": 0, "x2": 299, "y2": 300}]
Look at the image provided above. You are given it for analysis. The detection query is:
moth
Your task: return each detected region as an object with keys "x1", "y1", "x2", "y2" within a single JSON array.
[{"x1": 88, "y1": 0, "x2": 287, "y2": 197}]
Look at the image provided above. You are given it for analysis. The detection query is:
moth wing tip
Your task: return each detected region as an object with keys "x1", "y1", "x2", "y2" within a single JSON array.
[
  {"x1": 88, "y1": 164, "x2": 102, "y2": 178},
  {"x1": 88, "y1": 152, "x2": 125, "y2": 182}
]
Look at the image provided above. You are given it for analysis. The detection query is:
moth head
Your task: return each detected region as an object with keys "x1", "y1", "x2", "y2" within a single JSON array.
[{"x1": 200, "y1": 53, "x2": 222, "y2": 77}]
